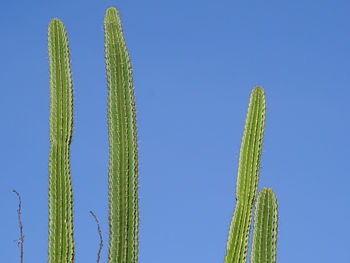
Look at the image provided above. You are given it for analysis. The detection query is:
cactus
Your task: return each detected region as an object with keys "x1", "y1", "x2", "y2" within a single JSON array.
[
  {"x1": 104, "y1": 7, "x2": 139, "y2": 263},
  {"x1": 223, "y1": 87, "x2": 278, "y2": 263},
  {"x1": 224, "y1": 87, "x2": 266, "y2": 263},
  {"x1": 250, "y1": 188, "x2": 278, "y2": 263},
  {"x1": 13, "y1": 6, "x2": 280, "y2": 263},
  {"x1": 47, "y1": 18, "x2": 75, "y2": 263},
  {"x1": 44, "y1": 7, "x2": 140, "y2": 263}
]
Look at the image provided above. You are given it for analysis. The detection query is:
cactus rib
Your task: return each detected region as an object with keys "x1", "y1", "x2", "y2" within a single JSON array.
[
  {"x1": 250, "y1": 188, "x2": 278, "y2": 263},
  {"x1": 224, "y1": 87, "x2": 266, "y2": 263},
  {"x1": 104, "y1": 7, "x2": 139, "y2": 263},
  {"x1": 47, "y1": 18, "x2": 74, "y2": 263}
]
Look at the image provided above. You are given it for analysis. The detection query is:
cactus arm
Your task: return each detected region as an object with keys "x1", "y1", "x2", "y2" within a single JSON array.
[
  {"x1": 224, "y1": 87, "x2": 266, "y2": 263},
  {"x1": 104, "y1": 7, "x2": 139, "y2": 263},
  {"x1": 47, "y1": 18, "x2": 74, "y2": 263},
  {"x1": 250, "y1": 188, "x2": 278, "y2": 263}
]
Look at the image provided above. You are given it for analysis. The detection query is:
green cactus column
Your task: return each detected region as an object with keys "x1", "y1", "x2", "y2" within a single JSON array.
[
  {"x1": 224, "y1": 87, "x2": 266, "y2": 263},
  {"x1": 250, "y1": 188, "x2": 278, "y2": 263},
  {"x1": 47, "y1": 18, "x2": 74, "y2": 263},
  {"x1": 104, "y1": 7, "x2": 139, "y2": 263}
]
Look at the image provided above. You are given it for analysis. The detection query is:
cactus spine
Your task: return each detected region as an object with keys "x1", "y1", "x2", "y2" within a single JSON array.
[
  {"x1": 47, "y1": 19, "x2": 74, "y2": 263},
  {"x1": 104, "y1": 7, "x2": 139, "y2": 263},
  {"x1": 224, "y1": 87, "x2": 266, "y2": 263},
  {"x1": 250, "y1": 188, "x2": 278, "y2": 263}
]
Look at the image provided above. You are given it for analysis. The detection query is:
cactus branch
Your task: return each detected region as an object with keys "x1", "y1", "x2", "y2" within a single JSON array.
[
  {"x1": 47, "y1": 18, "x2": 74, "y2": 263},
  {"x1": 250, "y1": 188, "x2": 278, "y2": 263},
  {"x1": 104, "y1": 7, "x2": 139, "y2": 263},
  {"x1": 224, "y1": 87, "x2": 266, "y2": 263}
]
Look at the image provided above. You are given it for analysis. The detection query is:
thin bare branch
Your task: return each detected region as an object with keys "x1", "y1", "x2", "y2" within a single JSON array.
[
  {"x1": 90, "y1": 210, "x2": 103, "y2": 263},
  {"x1": 13, "y1": 190, "x2": 23, "y2": 263}
]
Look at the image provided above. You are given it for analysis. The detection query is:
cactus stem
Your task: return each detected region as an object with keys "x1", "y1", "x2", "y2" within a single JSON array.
[
  {"x1": 224, "y1": 87, "x2": 266, "y2": 263},
  {"x1": 250, "y1": 188, "x2": 278, "y2": 263},
  {"x1": 104, "y1": 7, "x2": 139, "y2": 263},
  {"x1": 47, "y1": 18, "x2": 74, "y2": 263}
]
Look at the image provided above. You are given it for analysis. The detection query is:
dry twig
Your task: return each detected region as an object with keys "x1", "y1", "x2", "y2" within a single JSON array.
[
  {"x1": 13, "y1": 190, "x2": 23, "y2": 263},
  {"x1": 90, "y1": 210, "x2": 103, "y2": 263}
]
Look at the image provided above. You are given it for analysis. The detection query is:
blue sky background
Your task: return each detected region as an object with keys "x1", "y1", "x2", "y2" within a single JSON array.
[{"x1": 1, "y1": 1, "x2": 350, "y2": 262}]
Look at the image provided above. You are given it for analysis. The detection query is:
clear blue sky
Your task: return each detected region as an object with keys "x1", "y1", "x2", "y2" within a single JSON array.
[{"x1": 1, "y1": 1, "x2": 349, "y2": 262}]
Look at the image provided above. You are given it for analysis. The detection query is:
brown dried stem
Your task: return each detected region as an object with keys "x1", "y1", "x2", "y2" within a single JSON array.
[
  {"x1": 90, "y1": 210, "x2": 103, "y2": 263},
  {"x1": 13, "y1": 190, "x2": 23, "y2": 263}
]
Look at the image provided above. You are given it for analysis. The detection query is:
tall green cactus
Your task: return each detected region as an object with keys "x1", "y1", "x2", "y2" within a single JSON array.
[
  {"x1": 250, "y1": 188, "x2": 278, "y2": 263},
  {"x1": 224, "y1": 87, "x2": 266, "y2": 263},
  {"x1": 47, "y1": 19, "x2": 74, "y2": 263},
  {"x1": 43, "y1": 7, "x2": 278, "y2": 263},
  {"x1": 223, "y1": 87, "x2": 278, "y2": 263},
  {"x1": 104, "y1": 7, "x2": 139, "y2": 263}
]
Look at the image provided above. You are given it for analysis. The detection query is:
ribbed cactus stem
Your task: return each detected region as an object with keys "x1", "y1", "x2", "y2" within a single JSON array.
[
  {"x1": 224, "y1": 87, "x2": 266, "y2": 263},
  {"x1": 104, "y1": 7, "x2": 139, "y2": 263},
  {"x1": 47, "y1": 18, "x2": 74, "y2": 263},
  {"x1": 250, "y1": 188, "x2": 278, "y2": 263}
]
